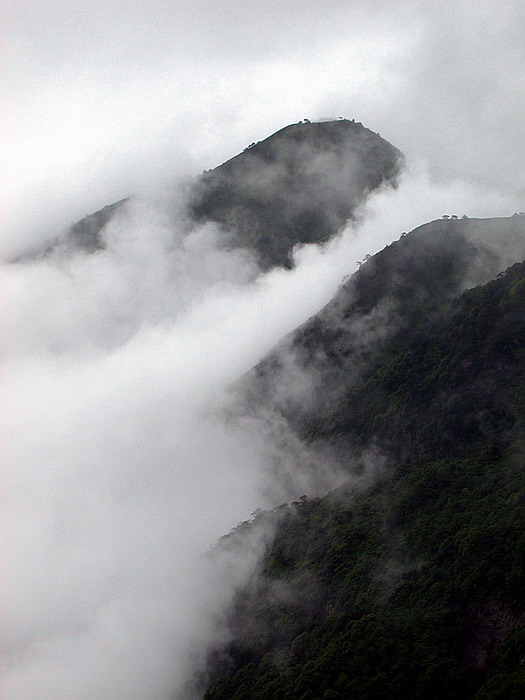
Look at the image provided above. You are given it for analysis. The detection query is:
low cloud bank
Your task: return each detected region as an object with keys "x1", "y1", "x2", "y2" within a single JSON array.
[{"x1": 1, "y1": 166, "x2": 523, "y2": 699}]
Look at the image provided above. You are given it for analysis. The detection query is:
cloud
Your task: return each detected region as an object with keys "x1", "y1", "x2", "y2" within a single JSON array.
[
  {"x1": 0, "y1": 193, "x2": 360, "y2": 700},
  {"x1": 3, "y1": 0, "x2": 523, "y2": 256},
  {"x1": 2, "y1": 163, "x2": 523, "y2": 698}
]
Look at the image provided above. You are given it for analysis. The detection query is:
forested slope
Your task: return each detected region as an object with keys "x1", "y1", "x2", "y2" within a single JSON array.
[
  {"x1": 189, "y1": 119, "x2": 403, "y2": 270},
  {"x1": 202, "y1": 257, "x2": 525, "y2": 700},
  {"x1": 240, "y1": 215, "x2": 525, "y2": 431},
  {"x1": 23, "y1": 120, "x2": 402, "y2": 268}
]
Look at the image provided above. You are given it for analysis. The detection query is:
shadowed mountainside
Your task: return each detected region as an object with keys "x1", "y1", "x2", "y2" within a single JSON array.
[
  {"x1": 189, "y1": 119, "x2": 403, "y2": 270},
  {"x1": 65, "y1": 198, "x2": 130, "y2": 251},
  {"x1": 17, "y1": 120, "x2": 403, "y2": 268},
  {"x1": 238, "y1": 215, "x2": 525, "y2": 432},
  {"x1": 11, "y1": 198, "x2": 130, "y2": 262},
  {"x1": 201, "y1": 239, "x2": 525, "y2": 700}
]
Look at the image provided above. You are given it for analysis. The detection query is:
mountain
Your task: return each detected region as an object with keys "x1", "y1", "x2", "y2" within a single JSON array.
[
  {"x1": 62, "y1": 198, "x2": 130, "y2": 252},
  {"x1": 239, "y1": 215, "x2": 525, "y2": 434},
  {"x1": 189, "y1": 119, "x2": 403, "y2": 269},
  {"x1": 17, "y1": 117, "x2": 524, "y2": 697},
  {"x1": 24, "y1": 120, "x2": 402, "y2": 267},
  {"x1": 11, "y1": 198, "x2": 130, "y2": 262},
  {"x1": 200, "y1": 215, "x2": 525, "y2": 699}
]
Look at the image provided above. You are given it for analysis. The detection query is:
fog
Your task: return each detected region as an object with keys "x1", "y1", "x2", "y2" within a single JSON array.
[
  {"x1": 2, "y1": 163, "x2": 523, "y2": 699},
  {"x1": 2, "y1": 1, "x2": 525, "y2": 698},
  {"x1": 3, "y1": 0, "x2": 524, "y2": 257}
]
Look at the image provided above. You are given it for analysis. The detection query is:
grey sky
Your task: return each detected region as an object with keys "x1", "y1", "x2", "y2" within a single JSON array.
[{"x1": 3, "y1": 0, "x2": 524, "y2": 255}]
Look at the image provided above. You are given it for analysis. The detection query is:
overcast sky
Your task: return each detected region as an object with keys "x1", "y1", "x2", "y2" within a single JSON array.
[{"x1": 3, "y1": 0, "x2": 524, "y2": 255}]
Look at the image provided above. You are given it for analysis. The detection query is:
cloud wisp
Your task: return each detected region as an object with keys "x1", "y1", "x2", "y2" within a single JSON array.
[
  {"x1": 2, "y1": 159, "x2": 524, "y2": 699},
  {"x1": 3, "y1": 1, "x2": 523, "y2": 258}
]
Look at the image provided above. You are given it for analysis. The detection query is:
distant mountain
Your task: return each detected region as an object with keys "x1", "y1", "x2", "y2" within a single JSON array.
[
  {"x1": 201, "y1": 215, "x2": 525, "y2": 700},
  {"x1": 189, "y1": 119, "x2": 403, "y2": 269},
  {"x1": 19, "y1": 120, "x2": 402, "y2": 268},
  {"x1": 11, "y1": 198, "x2": 130, "y2": 262}
]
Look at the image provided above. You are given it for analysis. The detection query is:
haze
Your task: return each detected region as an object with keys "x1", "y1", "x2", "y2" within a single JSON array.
[{"x1": 3, "y1": 0, "x2": 524, "y2": 256}]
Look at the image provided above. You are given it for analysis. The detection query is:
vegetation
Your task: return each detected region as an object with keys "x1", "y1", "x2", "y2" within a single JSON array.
[
  {"x1": 189, "y1": 120, "x2": 403, "y2": 270},
  {"x1": 202, "y1": 259, "x2": 525, "y2": 699},
  {"x1": 245, "y1": 216, "x2": 525, "y2": 434},
  {"x1": 310, "y1": 260, "x2": 525, "y2": 463}
]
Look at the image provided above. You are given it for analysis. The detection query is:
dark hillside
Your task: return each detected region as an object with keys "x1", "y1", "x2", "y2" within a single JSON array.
[
  {"x1": 189, "y1": 120, "x2": 403, "y2": 269},
  {"x1": 66, "y1": 198, "x2": 130, "y2": 251},
  {"x1": 202, "y1": 258, "x2": 525, "y2": 700},
  {"x1": 309, "y1": 260, "x2": 525, "y2": 464},
  {"x1": 22, "y1": 120, "x2": 402, "y2": 266},
  {"x1": 12, "y1": 198, "x2": 130, "y2": 262},
  {"x1": 240, "y1": 215, "x2": 525, "y2": 430}
]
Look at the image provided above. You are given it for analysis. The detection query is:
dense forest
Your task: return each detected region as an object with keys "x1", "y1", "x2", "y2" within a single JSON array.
[
  {"x1": 241, "y1": 215, "x2": 525, "y2": 434},
  {"x1": 201, "y1": 234, "x2": 525, "y2": 699}
]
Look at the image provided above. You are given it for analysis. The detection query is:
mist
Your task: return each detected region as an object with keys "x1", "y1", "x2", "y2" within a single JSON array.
[
  {"x1": 3, "y1": 0, "x2": 524, "y2": 258},
  {"x1": 2, "y1": 158, "x2": 524, "y2": 699}
]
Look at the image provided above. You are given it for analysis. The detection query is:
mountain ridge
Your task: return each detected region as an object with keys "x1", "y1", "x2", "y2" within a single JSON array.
[
  {"x1": 235, "y1": 214, "x2": 525, "y2": 436},
  {"x1": 189, "y1": 119, "x2": 403, "y2": 269},
  {"x1": 201, "y1": 250, "x2": 525, "y2": 700},
  {"x1": 19, "y1": 119, "x2": 402, "y2": 269},
  {"x1": 194, "y1": 187, "x2": 525, "y2": 698}
]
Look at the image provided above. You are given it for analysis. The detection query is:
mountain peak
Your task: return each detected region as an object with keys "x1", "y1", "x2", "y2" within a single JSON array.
[
  {"x1": 189, "y1": 119, "x2": 404, "y2": 270},
  {"x1": 20, "y1": 120, "x2": 403, "y2": 268}
]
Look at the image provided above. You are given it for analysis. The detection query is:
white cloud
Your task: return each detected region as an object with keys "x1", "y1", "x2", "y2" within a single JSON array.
[
  {"x1": 2, "y1": 164, "x2": 523, "y2": 698},
  {"x1": 3, "y1": 0, "x2": 523, "y2": 256}
]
